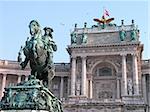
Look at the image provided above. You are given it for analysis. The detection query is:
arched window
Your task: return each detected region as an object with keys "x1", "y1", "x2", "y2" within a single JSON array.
[{"x1": 99, "y1": 67, "x2": 112, "y2": 76}]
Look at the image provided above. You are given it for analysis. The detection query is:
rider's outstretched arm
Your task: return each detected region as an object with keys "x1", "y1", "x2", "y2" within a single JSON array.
[{"x1": 20, "y1": 57, "x2": 29, "y2": 70}]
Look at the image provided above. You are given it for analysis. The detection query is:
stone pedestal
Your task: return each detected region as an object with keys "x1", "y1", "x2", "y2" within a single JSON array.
[{"x1": 0, "y1": 75, "x2": 63, "y2": 112}]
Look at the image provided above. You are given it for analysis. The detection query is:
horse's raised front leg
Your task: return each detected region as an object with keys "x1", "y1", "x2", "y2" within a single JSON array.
[{"x1": 32, "y1": 40, "x2": 38, "y2": 58}]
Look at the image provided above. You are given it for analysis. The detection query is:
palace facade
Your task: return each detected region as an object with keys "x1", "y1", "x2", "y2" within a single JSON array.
[{"x1": 0, "y1": 19, "x2": 150, "y2": 112}]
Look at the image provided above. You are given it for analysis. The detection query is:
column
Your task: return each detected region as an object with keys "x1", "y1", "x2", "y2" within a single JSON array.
[
  {"x1": 142, "y1": 74, "x2": 147, "y2": 103},
  {"x1": 17, "y1": 75, "x2": 21, "y2": 83},
  {"x1": 116, "y1": 78, "x2": 120, "y2": 99},
  {"x1": 25, "y1": 75, "x2": 29, "y2": 81},
  {"x1": 70, "y1": 56, "x2": 76, "y2": 96},
  {"x1": 132, "y1": 54, "x2": 139, "y2": 95},
  {"x1": 67, "y1": 78, "x2": 70, "y2": 96},
  {"x1": 60, "y1": 76, "x2": 64, "y2": 99},
  {"x1": 81, "y1": 56, "x2": 87, "y2": 96},
  {"x1": 1, "y1": 74, "x2": 7, "y2": 98},
  {"x1": 89, "y1": 79, "x2": 93, "y2": 99},
  {"x1": 122, "y1": 54, "x2": 127, "y2": 96}
]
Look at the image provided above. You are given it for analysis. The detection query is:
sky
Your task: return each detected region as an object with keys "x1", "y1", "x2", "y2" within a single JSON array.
[{"x1": 0, "y1": 0, "x2": 149, "y2": 63}]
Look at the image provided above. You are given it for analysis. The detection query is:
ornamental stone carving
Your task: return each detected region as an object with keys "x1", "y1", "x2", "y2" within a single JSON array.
[
  {"x1": 98, "y1": 91, "x2": 113, "y2": 99},
  {"x1": 87, "y1": 56, "x2": 120, "y2": 74},
  {"x1": 127, "y1": 78, "x2": 133, "y2": 95}
]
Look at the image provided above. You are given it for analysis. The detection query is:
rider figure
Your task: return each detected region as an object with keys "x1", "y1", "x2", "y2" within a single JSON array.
[{"x1": 43, "y1": 27, "x2": 57, "y2": 68}]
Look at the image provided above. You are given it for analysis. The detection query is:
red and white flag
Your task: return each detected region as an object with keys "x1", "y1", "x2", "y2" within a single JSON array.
[{"x1": 104, "y1": 9, "x2": 109, "y2": 16}]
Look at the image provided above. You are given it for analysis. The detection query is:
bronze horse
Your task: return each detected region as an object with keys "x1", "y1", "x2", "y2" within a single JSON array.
[{"x1": 18, "y1": 20, "x2": 57, "y2": 87}]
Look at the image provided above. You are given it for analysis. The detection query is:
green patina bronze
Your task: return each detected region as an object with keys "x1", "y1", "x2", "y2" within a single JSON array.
[
  {"x1": 71, "y1": 32, "x2": 87, "y2": 45},
  {"x1": 130, "y1": 20, "x2": 138, "y2": 41},
  {"x1": 131, "y1": 28, "x2": 138, "y2": 41},
  {"x1": 119, "y1": 29, "x2": 126, "y2": 41},
  {"x1": 70, "y1": 32, "x2": 77, "y2": 45},
  {"x1": 20, "y1": 20, "x2": 57, "y2": 86},
  {"x1": 101, "y1": 23, "x2": 106, "y2": 29},
  {"x1": 81, "y1": 33, "x2": 87, "y2": 44},
  {"x1": 0, "y1": 20, "x2": 63, "y2": 112},
  {"x1": 1, "y1": 75, "x2": 63, "y2": 111}
]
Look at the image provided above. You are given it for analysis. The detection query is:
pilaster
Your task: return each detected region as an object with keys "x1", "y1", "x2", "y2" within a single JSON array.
[
  {"x1": 17, "y1": 75, "x2": 21, "y2": 83},
  {"x1": 60, "y1": 76, "x2": 64, "y2": 99},
  {"x1": 121, "y1": 54, "x2": 127, "y2": 96},
  {"x1": 132, "y1": 54, "x2": 139, "y2": 95},
  {"x1": 70, "y1": 56, "x2": 76, "y2": 96},
  {"x1": 81, "y1": 56, "x2": 87, "y2": 96},
  {"x1": 1, "y1": 74, "x2": 7, "y2": 98}
]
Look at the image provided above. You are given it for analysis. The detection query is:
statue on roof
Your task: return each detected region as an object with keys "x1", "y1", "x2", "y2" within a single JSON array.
[
  {"x1": 119, "y1": 22, "x2": 126, "y2": 41},
  {"x1": 119, "y1": 29, "x2": 126, "y2": 41},
  {"x1": 130, "y1": 20, "x2": 139, "y2": 41},
  {"x1": 93, "y1": 9, "x2": 114, "y2": 29},
  {"x1": 131, "y1": 27, "x2": 139, "y2": 41},
  {"x1": 71, "y1": 31, "x2": 77, "y2": 44},
  {"x1": 81, "y1": 33, "x2": 87, "y2": 44}
]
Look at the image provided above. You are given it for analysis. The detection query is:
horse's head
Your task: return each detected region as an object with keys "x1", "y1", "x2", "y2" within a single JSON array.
[{"x1": 29, "y1": 20, "x2": 40, "y2": 36}]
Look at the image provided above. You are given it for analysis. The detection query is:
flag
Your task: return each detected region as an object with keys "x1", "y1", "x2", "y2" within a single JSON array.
[{"x1": 104, "y1": 9, "x2": 109, "y2": 16}]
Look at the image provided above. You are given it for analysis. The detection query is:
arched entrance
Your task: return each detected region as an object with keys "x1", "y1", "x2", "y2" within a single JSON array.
[{"x1": 91, "y1": 61, "x2": 118, "y2": 101}]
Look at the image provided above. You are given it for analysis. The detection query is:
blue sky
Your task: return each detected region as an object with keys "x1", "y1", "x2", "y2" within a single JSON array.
[{"x1": 0, "y1": 0, "x2": 149, "y2": 63}]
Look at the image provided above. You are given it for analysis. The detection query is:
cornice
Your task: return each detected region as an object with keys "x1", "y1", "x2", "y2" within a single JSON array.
[{"x1": 68, "y1": 41, "x2": 141, "y2": 49}]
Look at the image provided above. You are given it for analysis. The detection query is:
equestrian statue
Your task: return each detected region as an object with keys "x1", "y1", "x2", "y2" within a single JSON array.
[
  {"x1": 1, "y1": 20, "x2": 63, "y2": 112},
  {"x1": 18, "y1": 20, "x2": 57, "y2": 87}
]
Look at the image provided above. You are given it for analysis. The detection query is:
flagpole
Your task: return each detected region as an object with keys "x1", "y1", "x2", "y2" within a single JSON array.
[{"x1": 103, "y1": 6, "x2": 105, "y2": 18}]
